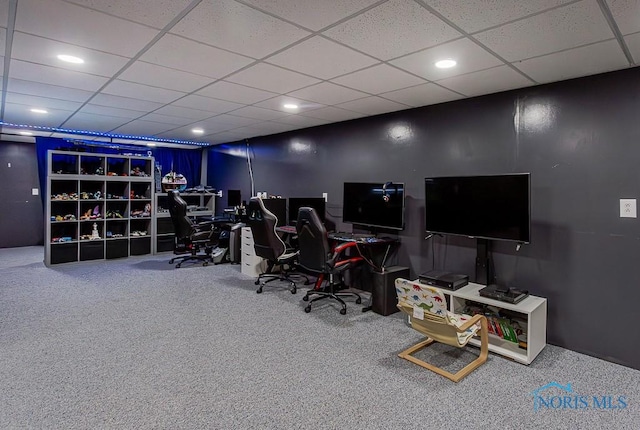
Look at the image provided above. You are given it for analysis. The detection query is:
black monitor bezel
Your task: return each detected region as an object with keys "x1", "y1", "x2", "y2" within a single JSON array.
[{"x1": 342, "y1": 181, "x2": 406, "y2": 231}]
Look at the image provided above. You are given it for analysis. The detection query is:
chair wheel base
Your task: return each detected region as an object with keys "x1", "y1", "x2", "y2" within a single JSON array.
[
  {"x1": 304, "y1": 306, "x2": 311, "y2": 313},
  {"x1": 175, "y1": 263, "x2": 181, "y2": 268},
  {"x1": 254, "y1": 280, "x2": 260, "y2": 285},
  {"x1": 257, "y1": 287, "x2": 263, "y2": 294},
  {"x1": 302, "y1": 295, "x2": 309, "y2": 301},
  {"x1": 340, "y1": 308, "x2": 347, "y2": 315},
  {"x1": 291, "y1": 286, "x2": 297, "y2": 294},
  {"x1": 356, "y1": 297, "x2": 362, "y2": 304}
]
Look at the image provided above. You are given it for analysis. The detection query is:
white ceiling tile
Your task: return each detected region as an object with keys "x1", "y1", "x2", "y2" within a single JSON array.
[
  {"x1": 207, "y1": 131, "x2": 246, "y2": 144},
  {"x1": 331, "y1": 64, "x2": 426, "y2": 94},
  {"x1": 118, "y1": 61, "x2": 214, "y2": 93},
  {"x1": 224, "y1": 126, "x2": 263, "y2": 139},
  {"x1": 172, "y1": 94, "x2": 244, "y2": 113},
  {"x1": 226, "y1": 63, "x2": 321, "y2": 93},
  {"x1": 0, "y1": 27, "x2": 5, "y2": 57},
  {"x1": 200, "y1": 114, "x2": 264, "y2": 128},
  {"x1": 300, "y1": 106, "x2": 365, "y2": 122},
  {"x1": 154, "y1": 126, "x2": 211, "y2": 140},
  {"x1": 253, "y1": 95, "x2": 325, "y2": 113},
  {"x1": 437, "y1": 65, "x2": 534, "y2": 97},
  {"x1": 381, "y1": 83, "x2": 464, "y2": 107},
  {"x1": 78, "y1": 104, "x2": 146, "y2": 119},
  {"x1": 606, "y1": 0, "x2": 640, "y2": 35},
  {"x1": 7, "y1": 79, "x2": 95, "y2": 102},
  {"x1": 139, "y1": 34, "x2": 254, "y2": 79},
  {"x1": 323, "y1": 0, "x2": 461, "y2": 60},
  {"x1": 64, "y1": 0, "x2": 194, "y2": 29},
  {"x1": 336, "y1": 96, "x2": 408, "y2": 116},
  {"x1": 474, "y1": 0, "x2": 614, "y2": 62},
  {"x1": 425, "y1": 0, "x2": 573, "y2": 33},
  {"x1": 111, "y1": 120, "x2": 177, "y2": 136},
  {"x1": 139, "y1": 113, "x2": 196, "y2": 126},
  {"x1": 266, "y1": 36, "x2": 378, "y2": 79},
  {"x1": 101, "y1": 80, "x2": 185, "y2": 103},
  {"x1": 196, "y1": 81, "x2": 277, "y2": 104},
  {"x1": 15, "y1": 0, "x2": 158, "y2": 57},
  {"x1": 8, "y1": 60, "x2": 108, "y2": 91},
  {"x1": 625, "y1": 33, "x2": 640, "y2": 63},
  {"x1": 515, "y1": 40, "x2": 630, "y2": 83},
  {"x1": 170, "y1": 0, "x2": 310, "y2": 59},
  {"x1": 229, "y1": 106, "x2": 290, "y2": 121},
  {"x1": 288, "y1": 82, "x2": 368, "y2": 105},
  {"x1": 5, "y1": 92, "x2": 84, "y2": 112},
  {"x1": 390, "y1": 38, "x2": 503, "y2": 81},
  {"x1": 11, "y1": 32, "x2": 129, "y2": 77},
  {"x1": 61, "y1": 112, "x2": 131, "y2": 132},
  {"x1": 235, "y1": 121, "x2": 295, "y2": 135},
  {"x1": 272, "y1": 115, "x2": 330, "y2": 128},
  {"x1": 90, "y1": 94, "x2": 164, "y2": 112},
  {"x1": 3, "y1": 102, "x2": 73, "y2": 127},
  {"x1": 0, "y1": 0, "x2": 8, "y2": 29},
  {"x1": 153, "y1": 105, "x2": 215, "y2": 121},
  {"x1": 240, "y1": 0, "x2": 380, "y2": 31}
]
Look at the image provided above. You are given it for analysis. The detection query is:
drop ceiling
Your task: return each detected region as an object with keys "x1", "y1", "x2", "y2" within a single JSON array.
[{"x1": 0, "y1": 0, "x2": 637, "y2": 146}]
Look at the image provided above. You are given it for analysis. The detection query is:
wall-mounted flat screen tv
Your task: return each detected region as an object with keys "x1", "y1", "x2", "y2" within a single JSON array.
[
  {"x1": 424, "y1": 173, "x2": 531, "y2": 243},
  {"x1": 343, "y1": 182, "x2": 405, "y2": 230}
]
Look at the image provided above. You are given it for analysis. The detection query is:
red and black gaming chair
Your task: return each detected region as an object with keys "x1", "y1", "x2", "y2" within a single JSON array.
[{"x1": 296, "y1": 207, "x2": 363, "y2": 315}]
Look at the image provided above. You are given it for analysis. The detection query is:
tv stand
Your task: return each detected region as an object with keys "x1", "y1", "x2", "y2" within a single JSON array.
[
  {"x1": 475, "y1": 238, "x2": 494, "y2": 285},
  {"x1": 415, "y1": 281, "x2": 547, "y2": 364}
]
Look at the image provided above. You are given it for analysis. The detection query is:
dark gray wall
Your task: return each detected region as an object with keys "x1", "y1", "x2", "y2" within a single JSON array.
[
  {"x1": 209, "y1": 67, "x2": 640, "y2": 370},
  {"x1": 0, "y1": 142, "x2": 44, "y2": 248}
]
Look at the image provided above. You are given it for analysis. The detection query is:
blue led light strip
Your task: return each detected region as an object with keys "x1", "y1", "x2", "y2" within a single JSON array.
[{"x1": 0, "y1": 121, "x2": 211, "y2": 147}]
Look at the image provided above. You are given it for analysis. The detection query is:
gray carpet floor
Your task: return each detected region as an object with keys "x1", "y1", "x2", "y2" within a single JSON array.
[{"x1": 0, "y1": 246, "x2": 638, "y2": 429}]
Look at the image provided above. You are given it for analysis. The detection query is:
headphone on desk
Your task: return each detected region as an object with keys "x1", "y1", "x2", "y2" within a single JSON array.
[{"x1": 382, "y1": 182, "x2": 393, "y2": 203}]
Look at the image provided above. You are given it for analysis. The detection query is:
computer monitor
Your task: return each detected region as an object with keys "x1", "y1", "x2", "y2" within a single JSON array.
[
  {"x1": 288, "y1": 197, "x2": 326, "y2": 225},
  {"x1": 262, "y1": 198, "x2": 287, "y2": 227},
  {"x1": 342, "y1": 182, "x2": 405, "y2": 230},
  {"x1": 227, "y1": 189, "x2": 241, "y2": 207}
]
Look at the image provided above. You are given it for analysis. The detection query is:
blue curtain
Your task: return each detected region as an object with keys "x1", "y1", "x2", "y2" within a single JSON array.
[{"x1": 36, "y1": 137, "x2": 203, "y2": 208}]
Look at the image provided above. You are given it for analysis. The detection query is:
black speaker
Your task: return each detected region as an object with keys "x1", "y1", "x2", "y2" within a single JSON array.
[{"x1": 371, "y1": 266, "x2": 410, "y2": 316}]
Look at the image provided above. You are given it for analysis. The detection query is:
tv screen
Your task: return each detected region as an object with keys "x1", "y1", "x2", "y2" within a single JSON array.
[
  {"x1": 343, "y1": 182, "x2": 405, "y2": 230},
  {"x1": 424, "y1": 173, "x2": 530, "y2": 243},
  {"x1": 289, "y1": 197, "x2": 326, "y2": 225}
]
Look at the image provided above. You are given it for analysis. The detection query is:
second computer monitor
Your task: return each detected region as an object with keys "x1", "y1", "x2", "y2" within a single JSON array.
[{"x1": 289, "y1": 197, "x2": 326, "y2": 225}]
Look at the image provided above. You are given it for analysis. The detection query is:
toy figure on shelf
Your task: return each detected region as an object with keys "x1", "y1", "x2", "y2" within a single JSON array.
[
  {"x1": 161, "y1": 170, "x2": 187, "y2": 192},
  {"x1": 91, "y1": 223, "x2": 100, "y2": 240}
]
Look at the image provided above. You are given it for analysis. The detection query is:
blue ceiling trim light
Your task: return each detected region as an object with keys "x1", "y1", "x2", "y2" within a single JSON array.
[{"x1": 0, "y1": 121, "x2": 211, "y2": 147}]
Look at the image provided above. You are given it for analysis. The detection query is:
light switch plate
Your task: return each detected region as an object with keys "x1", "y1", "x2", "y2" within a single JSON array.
[{"x1": 620, "y1": 199, "x2": 637, "y2": 218}]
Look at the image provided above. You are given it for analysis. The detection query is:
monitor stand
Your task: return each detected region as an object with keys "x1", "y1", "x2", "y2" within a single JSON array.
[{"x1": 475, "y1": 238, "x2": 494, "y2": 285}]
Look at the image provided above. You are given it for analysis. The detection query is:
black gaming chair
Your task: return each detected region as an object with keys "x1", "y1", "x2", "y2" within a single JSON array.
[
  {"x1": 296, "y1": 207, "x2": 363, "y2": 315},
  {"x1": 167, "y1": 190, "x2": 218, "y2": 268},
  {"x1": 246, "y1": 197, "x2": 307, "y2": 294}
]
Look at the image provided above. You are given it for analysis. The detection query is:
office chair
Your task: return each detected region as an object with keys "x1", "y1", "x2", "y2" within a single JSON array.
[
  {"x1": 296, "y1": 207, "x2": 363, "y2": 315},
  {"x1": 394, "y1": 278, "x2": 488, "y2": 382},
  {"x1": 246, "y1": 197, "x2": 307, "y2": 294},
  {"x1": 167, "y1": 190, "x2": 219, "y2": 268}
]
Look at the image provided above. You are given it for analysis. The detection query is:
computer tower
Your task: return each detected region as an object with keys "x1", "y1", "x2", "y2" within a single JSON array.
[
  {"x1": 371, "y1": 266, "x2": 410, "y2": 316},
  {"x1": 228, "y1": 223, "x2": 244, "y2": 264}
]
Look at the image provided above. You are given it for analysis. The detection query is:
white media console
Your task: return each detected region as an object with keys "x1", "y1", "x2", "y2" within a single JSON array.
[{"x1": 422, "y1": 281, "x2": 547, "y2": 365}]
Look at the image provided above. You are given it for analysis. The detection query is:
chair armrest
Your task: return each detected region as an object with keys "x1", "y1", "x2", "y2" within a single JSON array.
[
  {"x1": 455, "y1": 314, "x2": 486, "y2": 332},
  {"x1": 327, "y1": 241, "x2": 360, "y2": 269}
]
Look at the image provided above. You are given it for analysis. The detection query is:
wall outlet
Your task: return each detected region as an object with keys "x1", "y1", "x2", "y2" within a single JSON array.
[
  {"x1": 322, "y1": 192, "x2": 328, "y2": 201},
  {"x1": 620, "y1": 198, "x2": 637, "y2": 218},
  {"x1": 32, "y1": 188, "x2": 39, "y2": 196}
]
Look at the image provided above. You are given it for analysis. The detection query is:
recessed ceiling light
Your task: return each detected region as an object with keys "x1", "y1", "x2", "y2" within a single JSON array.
[
  {"x1": 435, "y1": 59, "x2": 457, "y2": 69},
  {"x1": 57, "y1": 54, "x2": 84, "y2": 64},
  {"x1": 192, "y1": 128, "x2": 204, "y2": 134},
  {"x1": 30, "y1": 108, "x2": 48, "y2": 114},
  {"x1": 146, "y1": 143, "x2": 157, "y2": 147},
  {"x1": 283, "y1": 103, "x2": 299, "y2": 109},
  {"x1": 19, "y1": 131, "x2": 34, "y2": 136}
]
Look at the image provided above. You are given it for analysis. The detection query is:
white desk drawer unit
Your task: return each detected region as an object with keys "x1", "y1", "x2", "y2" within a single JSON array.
[{"x1": 241, "y1": 226, "x2": 265, "y2": 277}]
